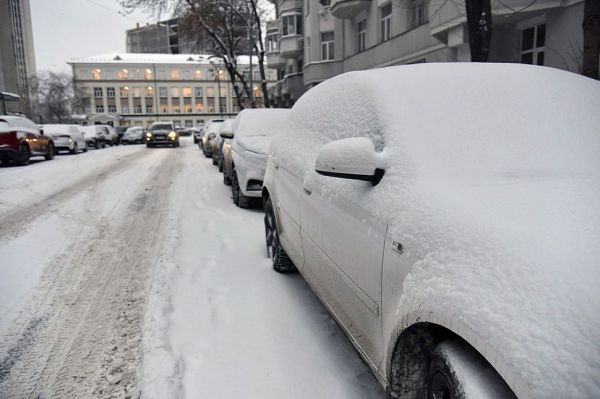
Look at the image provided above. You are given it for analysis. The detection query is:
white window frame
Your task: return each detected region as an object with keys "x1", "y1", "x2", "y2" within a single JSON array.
[
  {"x1": 520, "y1": 23, "x2": 545, "y2": 66},
  {"x1": 380, "y1": 3, "x2": 392, "y2": 42},
  {"x1": 357, "y1": 19, "x2": 367, "y2": 53},
  {"x1": 94, "y1": 87, "x2": 103, "y2": 98},
  {"x1": 282, "y1": 14, "x2": 303, "y2": 37},
  {"x1": 95, "y1": 105, "x2": 104, "y2": 113},
  {"x1": 321, "y1": 31, "x2": 335, "y2": 61},
  {"x1": 409, "y1": 0, "x2": 427, "y2": 29}
]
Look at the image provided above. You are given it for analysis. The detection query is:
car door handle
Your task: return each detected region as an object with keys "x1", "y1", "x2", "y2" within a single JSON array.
[{"x1": 303, "y1": 183, "x2": 312, "y2": 195}]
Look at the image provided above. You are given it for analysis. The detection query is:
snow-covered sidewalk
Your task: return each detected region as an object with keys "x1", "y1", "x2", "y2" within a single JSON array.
[{"x1": 143, "y1": 139, "x2": 385, "y2": 398}]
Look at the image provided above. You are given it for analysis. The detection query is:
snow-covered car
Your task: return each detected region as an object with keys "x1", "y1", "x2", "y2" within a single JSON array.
[
  {"x1": 262, "y1": 64, "x2": 600, "y2": 398},
  {"x1": 227, "y1": 109, "x2": 289, "y2": 208},
  {"x1": 81, "y1": 125, "x2": 107, "y2": 149},
  {"x1": 146, "y1": 121, "x2": 179, "y2": 147},
  {"x1": 211, "y1": 119, "x2": 233, "y2": 167},
  {"x1": 199, "y1": 119, "x2": 223, "y2": 153},
  {"x1": 193, "y1": 125, "x2": 204, "y2": 144},
  {"x1": 0, "y1": 115, "x2": 55, "y2": 165},
  {"x1": 122, "y1": 126, "x2": 146, "y2": 144},
  {"x1": 42, "y1": 124, "x2": 87, "y2": 154}
]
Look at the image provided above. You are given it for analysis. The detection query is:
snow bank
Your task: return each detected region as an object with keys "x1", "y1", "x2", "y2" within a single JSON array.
[{"x1": 273, "y1": 63, "x2": 600, "y2": 397}]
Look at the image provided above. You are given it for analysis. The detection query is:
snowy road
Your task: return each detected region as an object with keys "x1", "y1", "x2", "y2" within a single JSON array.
[{"x1": 0, "y1": 138, "x2": 384, "y2": 398}]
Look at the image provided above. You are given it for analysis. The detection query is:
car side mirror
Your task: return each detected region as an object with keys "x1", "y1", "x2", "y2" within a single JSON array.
[
  {"x1": 39, "y1": 129, "x2": 44, "y2": 135},
  {"x1": 315, "y1": 137, "x2": 384, "y2": 185},
  {"x1": 220, "y1": 130, "x2": 234, "y2": 139}
]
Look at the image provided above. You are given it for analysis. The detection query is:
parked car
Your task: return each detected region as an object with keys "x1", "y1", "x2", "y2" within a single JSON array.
[
  {"x1": 146, "y1": 121, "x2": 179, "y2": 147},
  {"x1": 115, "y1": 126, "x2": 128, "y2": 143},
  {"x1": 211, "y1": 119, "x2": 234, "y2": 167},
  {"x1": 81, "y1": 125, "x2": 107, "y2": 149},
  {"x1": 42, "y1": 124, "x2": 87, "y2": 154},
  {"x1": 0, "y1": 115, "x2": 55, "y2": 165},
  {"x1": 221, "y1": 132, "x2": 234, "y2": 185},
  {"x1": 262, "y1": 64, "x2": 600, "y2": 398},
  {"x1": 193, "y1": 126, "x2": 204, "y2": 144},
  {"x1": 224, "y1": 109, "x2": 289, "y2": 207},
  {"x1": 122, "y1": 126, "x2": 146, "y2": 144},
  {"x1": 177, "y1": 128, "x2": 192, "y2": 136},
  {"x1": 104, "y1": 125, "x2": 119, "y2": 146},
  {"x1": 199, "y1": 119, "x2": 224, "y2": 151}
]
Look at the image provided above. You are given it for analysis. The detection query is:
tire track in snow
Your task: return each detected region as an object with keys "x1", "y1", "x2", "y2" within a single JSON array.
[{"x1": 0, "y1": 147, "x2": 183, "y2": 399}]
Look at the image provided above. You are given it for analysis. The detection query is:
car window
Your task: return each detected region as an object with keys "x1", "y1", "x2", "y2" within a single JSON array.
[{"x1": 151, "y1": 124, "x2": 173, "y2": 131}]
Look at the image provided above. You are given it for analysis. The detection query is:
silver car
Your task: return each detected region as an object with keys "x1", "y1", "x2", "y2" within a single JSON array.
[{"x1": 262, "y1": 64, "x2": 600, "y2": 398}]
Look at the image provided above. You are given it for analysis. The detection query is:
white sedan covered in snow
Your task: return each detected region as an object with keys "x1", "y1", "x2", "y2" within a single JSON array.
[
  {"x1": 42, "y1": 124, "x2": 87, "y2": 154},
  {"x1": 229, "y1": 108, "x2": 289, "y2": 208},
  {"x1": 262, "y1": 64, "x2": 600, "y2": 398}
]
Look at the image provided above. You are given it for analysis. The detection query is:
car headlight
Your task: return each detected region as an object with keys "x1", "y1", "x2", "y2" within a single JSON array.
[
  {"x1": 168, "y1": 131, "x2": 177, "y2": 138},
  {"x1": 146, "y1": 132, "x2": 152, "y2": 138}
]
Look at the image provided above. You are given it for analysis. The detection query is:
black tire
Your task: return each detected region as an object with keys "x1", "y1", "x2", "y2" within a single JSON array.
[
  {"x1": 232, "y1": 170, "x2": 250, "y2": 208},
  {"x1": 70, "y1": 142, "x2": 78, "y2": 154},
  {"x1": 44, "y1": 142, "x2": 55, "y2": 160},
  {"x1": 83, "y1": 146, "x2": 88, "y2": 152},
  {"x1": 17, "y1": 143, "x2": 30, "y2": 166},
  {"x1": 146, "y1": 143, "x2": 153, "y2": 148},
  {"x1": 212, "y1": 155, "x2": 218, "y2": 165},
  {"x1": 101, "y1": 141, "x2": 106, "y2": 149},
  {"x1": 264, "y1": 197, "x2": 296, "y2": 272},
  {"x1": 94, "y1": 141, "x2": 99, "y2": 149},
  {"x1": 218, "y1": 158, "x2": 223, "y2": 172},
  {"x1": 223, "y1": 171, "x2": 231, "y2": 186}
]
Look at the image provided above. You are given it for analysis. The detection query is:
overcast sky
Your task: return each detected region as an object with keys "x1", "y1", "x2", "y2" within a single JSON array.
[{"x1": 30, "y1": 0, "x2": 156, "y2": 73}]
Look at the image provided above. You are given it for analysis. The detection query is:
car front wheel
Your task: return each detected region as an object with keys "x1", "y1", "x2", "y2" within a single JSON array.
[
  {"x1": 17, "y1": 143, "x2": 30, "y2": 165},
  {"x1": 232, "y1": 170, "x2": 250, "y2": 208},
  {"x1": 264, "y1": 197, "x2": 296, "y2": 273},
  {"x1": 44, "y1": 142, "x2": 55, "y2": 160}
]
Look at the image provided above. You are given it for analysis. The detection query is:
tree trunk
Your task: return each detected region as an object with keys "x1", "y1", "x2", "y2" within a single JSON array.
[
  {"x1": 582, "y1": 0, "x2": 600, "y2": 79},
  {"x1": 465, "y1": 0, "x2": 492, "y2": 62}
]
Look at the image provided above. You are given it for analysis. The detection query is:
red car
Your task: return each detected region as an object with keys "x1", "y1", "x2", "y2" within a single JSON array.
[{"x1": 0, "y1": 115, "x2": 55, "y2": 166}]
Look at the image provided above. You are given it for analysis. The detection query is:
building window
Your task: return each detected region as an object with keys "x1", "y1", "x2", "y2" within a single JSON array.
[
  {"x1": 207, "y1": 87, "x2": 215, "y2": 97},
  {"x1": 171, "y1": 69, "x2": 180, "y2": 79},
  {"x1": 183, "y1": 87, "x2": 193, "y2": 97},
  {"x1": 195, "y1": 87, "x2": 203, "y2": 97},
  {"x1": 196, "y1": 102, "x2": 204, "y2": 112},
  {"x1": 120, "y1": 87, "x2": 129, "y2": 97},
  {"x1": 282, "y1": 14, "x2": 303, "y2": 36},
  {"x1": 185, "y1": 120, "x2": 193, "y2": 128},
  {"x1": 183, "y1": 70, "x2": 190, "y2": 80},
  {"x1": 158, "y1": 70, "x2": 166, "y2": 79},
  {"x1": 92, "y1": 69, "x2": 101, "y2": 80},
  {"x1": 96, "y1": 105, "x2": 104, "y2": 113},
  {"x1": 173, "y1": 105, "x2": 180, "y2": 113},
  {"x1": 85, "y1": 107, "x2": 91, "y2": 114},
  {"x1": 357, "y1": 20, "x2": 367, "y2": 52},
  {"x1": 132, "y1": 87, "x2": 141, "y2": 98},
  {"x1": 321, "y1": 32, "x2": 334, "y2": 61},
  {"x1": 122, "y1": 106, "x2": 129, "y2": 114},
  {"x1": 195, "y1": 69, "x2": 203, "y2": 79},
  {"x1": 267, "y1": 34, "x2": 279, "y2": 52},
  {"x1": 146, "y1": 105, "x2": 153, "y2": 113},
  {"x1": 409, "y1": 0, "x2": 427, "y2": 29},
  {"x1": 219, "y1": 87, "x2": 227, "y2": 97},
  {"x1": 306, "y1": 37, "x2": 311, "y2": 62},
  {"x1": 118, "y1": 68, "x2": 129, "y2": 80},
  {"x1": 94, "y1": 87, "x2": 103, "y2": 98},
  {"x1": 521, "y1": 24, "x2": 545, "y2": 65},
  {"x1": 135, "y1": 105, "x2": 142, "y2": 114},
  {"x1": 380, "y1": 3, "x2": 392, "y2": 42},
  {"x1": 108, "y1": 105, "x2": 116, "y2": 113},
  {"x1": 145, "y1": 86, "x2": 153, "y2": 97},
  {"x1": 171, "y1": 87, "x2": 180, "y2": 98},
  {"x1": 80, "y1": 69, "x2": 89, "y2": 79},
  {"x1": 159, "y1": 87, "x2": 168, "y2": 97},
  {"x1": 145, "y1": 68, "x2": 153, "y2": 80},
  {"x1": 107, "y1": 87, "x2": 115, "y2": 98}
]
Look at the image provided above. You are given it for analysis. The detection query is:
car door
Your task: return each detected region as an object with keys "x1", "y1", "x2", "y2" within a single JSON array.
[
  {"x1": 300, "y1": 170, "x2": 386, "y2": 365},
  {"x1": 271, "y1": 153, "x2": 304, "y2": 269}
]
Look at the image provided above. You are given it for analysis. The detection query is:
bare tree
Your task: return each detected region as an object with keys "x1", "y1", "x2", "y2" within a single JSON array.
[
  {"x1": 121, "y1": 0, "x2": 273, "y2": 108},
  {"x1": 29, "y1": 71, "x2": 76, "y2": 124},
  {"x1": 464, "y1": 0, "x2": 492, "y2": 61},
  {"x1": 582, "y1": 0, "x2": 600, "y2": 79}
]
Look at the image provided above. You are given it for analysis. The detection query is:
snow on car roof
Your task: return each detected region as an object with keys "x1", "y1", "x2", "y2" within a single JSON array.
[{"x1": 275, "y1": 63, "x2": 600, "y2": 398}]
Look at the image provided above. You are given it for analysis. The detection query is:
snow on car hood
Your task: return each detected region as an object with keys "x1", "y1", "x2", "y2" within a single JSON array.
[
  {"x1": 273, "y1": 63, "x2": 600, "y2": 398},
  {"x1": 232, "y1": 109, "x2": 289, "y2": 154}
]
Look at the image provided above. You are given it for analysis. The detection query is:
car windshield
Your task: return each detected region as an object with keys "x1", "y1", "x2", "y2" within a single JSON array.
[
  {"x1": 126, "y1": 127, "x2": 143, "y2": 134},
  {"x1": 151, "y1": 124, "x2": 172, "y2": 131}
]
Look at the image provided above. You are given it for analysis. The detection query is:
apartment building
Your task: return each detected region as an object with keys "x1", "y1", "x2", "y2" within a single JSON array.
[
  {"x1": 126, "y1": 19, "x2": 208, "y2": 54},
  {"x1": 0, "y1": 0, "x2": 36, "y2": 115},
  {"x1": 68, "y1": 53, "x2": 277, "y2": 128},
  {"x1": 267, "y1": 0, "x2": 587, "y2": 107}
]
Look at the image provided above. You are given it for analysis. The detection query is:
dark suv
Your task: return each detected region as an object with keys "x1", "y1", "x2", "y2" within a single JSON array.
[{"x1": 146, "y1": 122, "x2": 179, "y2": 147}]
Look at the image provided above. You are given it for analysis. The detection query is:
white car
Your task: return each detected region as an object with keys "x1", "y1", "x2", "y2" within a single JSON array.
[
  {"x1": 122, "y1": 126, "x2": 145, "y2": 144},
  {"x1": 200, "y1": 119, "x2": 224, "y2": 154},
  {"x1": 42, "y1": 124, "x2": 87, "y2": 154},
  {"x1": 80, "y1": 125, "x2": 108, "y2": 149},
  {"x1": 262, "y1": 64, "x2": 600, "y2": 398},
  {"x1": 229, "y1": 109, "x2": 289, "y2": 208}
]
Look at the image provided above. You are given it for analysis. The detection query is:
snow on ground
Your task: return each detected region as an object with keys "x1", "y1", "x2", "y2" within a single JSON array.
[
  {"x1": 0, "y1": 138, "x2": 384, "y2": 398},
  {"x1": 143, "y1": 138, "x2": 384, "y2": 399}
]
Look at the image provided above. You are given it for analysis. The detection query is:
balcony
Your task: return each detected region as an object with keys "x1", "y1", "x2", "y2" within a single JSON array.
[
  {"x1": 266, "y1": 51, "x2": 284, "y2": 68},
  {"x1": 281, "y1": 73, "x2": 305, "y2": 101},
  {"x1": 280, "y1": 36, "x2": 304, "y2": 58},
  {"x1": 330, "y1": 0, "x2": 370, "y2": 19},
  {"x1": 303, "y1": 60, "x2": 343, "y2": 85}
]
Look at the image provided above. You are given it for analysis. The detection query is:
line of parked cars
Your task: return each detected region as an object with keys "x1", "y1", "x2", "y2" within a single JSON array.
[
  {"x1": 0, "y1": 115, "x2": 125, "y2": 166},
  {"x1": 198, "y1": 64, "x2": 600, "y2": 399}
]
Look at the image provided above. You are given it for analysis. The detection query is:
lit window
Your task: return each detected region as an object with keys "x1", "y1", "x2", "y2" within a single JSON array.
[
  {"x1": 196, "y1": 102, "x2": 204, "y2": 112},
  {"x1": 171, "y1": 87, "x2": 180, "y2": 98},
  {"x1": 92, "y1": 69, "x2": 101, "y2": 80},
  {"x1": 118, "y1": 69, "x2": 129, "y2": 80},
  {"x1": 380, "y1": 3, "x2": 392, "y2": 42},
  {"x1": 195, "y1": 69, "x2": 203, "y2": 79},
  {"x1": 207, "y1": 87, "x2": 215, "y2": 97},
  {"x1": 171, "y1": 69, "x2": 180, "y2": 79},
  {"x1": 219, "y1": 87, "x2": 227, "y2": 97},
  {"x1": 145, "y1": 87, "x2": 153, "y2": 97},
  {"x1": 132, "y1": 88, "x2": 141, "y2": 98},
  {"x1": 183, "y1": 87, "x2": 193, "y2": 97},
  {"x1": 520, "y1": 24, "x2": 545, "y2": 66},
  {"x1": 145, "y1": 68, "x2": 153, "y2": 80},
  {"x1": 120, "y1": 87, "x2": 129, "y2": 97},
  {"x1": 321, "y1": 32, "x2": 334, "y2": 61}
]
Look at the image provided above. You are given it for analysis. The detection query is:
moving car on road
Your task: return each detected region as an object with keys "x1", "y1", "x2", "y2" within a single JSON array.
[
  {"x1": 262, "y1": 64, "x2": 600, "y2": 399},
  {"x1": 0, "y1": 115, "x2": 55, "y2": 165},
  {"x1": 42, "y1": 124, "x2": 87, "y2": 154},
  {"x1": 227, "y1": 109, "x2": 289, "y2": 208},
  {"x1": 146, "y1": 122, "x2": 179, "y2": 147}
]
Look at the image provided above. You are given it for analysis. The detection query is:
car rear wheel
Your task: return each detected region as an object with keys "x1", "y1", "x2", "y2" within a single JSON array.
[
  {"x1": 44, "y1": 142, "x2": 55, "y2": 160},
  {"x1": 223, "y1": 171, "x2": 231, "y2": 186},
  {"x1": 264, "y1": 197, "x2": 296, "y2": 273},
  {"x1": 17, "y1": 143, "x2": 30, "y2": 166},
  {"x1": 218, "y1": 158, "x2": 224, "y2": 172},
  {"x1": 212, "y1": 155, "x2": 218, "y2": 165},
  {"x1": 232, "y1": 170, "x2": 250, "y2": 208}
]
